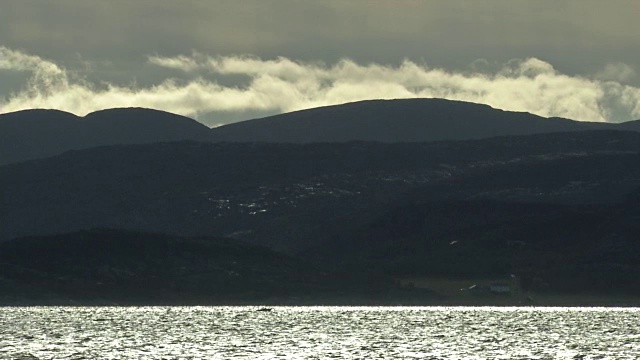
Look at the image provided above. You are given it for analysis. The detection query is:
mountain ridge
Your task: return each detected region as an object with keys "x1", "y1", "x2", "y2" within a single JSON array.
[
  {"x1": 208, "y1": 98, "x2": 613, "y2": 143},
  {"x1": 3, "y1": 98, "x2": 640, "y2": 165},
  {"x1": 0, "y1": 107, "x2": 209, "y2": 165}
]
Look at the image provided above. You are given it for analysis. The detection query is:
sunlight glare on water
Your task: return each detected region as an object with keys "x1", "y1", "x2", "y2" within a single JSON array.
[{"x1": 0, "y1": 306, "x2": 638, "y2": 359}]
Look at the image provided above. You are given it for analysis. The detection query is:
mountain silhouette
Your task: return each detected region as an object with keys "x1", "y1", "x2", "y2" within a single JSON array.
[
  {"x1": 3, "y1": 98, "x2": 640, "y2": 165},
  {"x1": 0, "y1": 107, "x2": 209, "y2": 165},
  {"x1": 209, "y1": 98, "x2": 618, "y2": 143}
]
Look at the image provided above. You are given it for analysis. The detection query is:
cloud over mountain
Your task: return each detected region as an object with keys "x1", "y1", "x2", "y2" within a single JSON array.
[{"x1": 1, "y1": 46, "x2": 639, "y2": 125}]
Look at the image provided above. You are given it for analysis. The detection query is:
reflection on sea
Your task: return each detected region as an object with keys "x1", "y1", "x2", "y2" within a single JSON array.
[{"x1": 1, "y1": 306, "x2": 638, "y2": 359}]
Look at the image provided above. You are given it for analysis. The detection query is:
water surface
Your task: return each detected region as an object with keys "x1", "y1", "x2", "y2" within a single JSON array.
[{"x1": 1, "y1": 306, "x2": 638, "y2": 359}]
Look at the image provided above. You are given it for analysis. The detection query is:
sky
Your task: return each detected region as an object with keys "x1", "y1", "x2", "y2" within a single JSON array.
[{"x1": 1, "y1": 0, "x2": 640, "y2": 127}]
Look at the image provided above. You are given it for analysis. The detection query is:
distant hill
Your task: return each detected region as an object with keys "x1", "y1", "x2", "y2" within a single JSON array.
[
  {"x1": 0, "y1": 107, "x2": 209, "y2": 165},
  {"x1": 323, "y1": 196, "x2": 640, "y2": 295},
  {"x1": 2, "y1": 130, "x2": 640, "y2": 298},
  {"x1": 3, "y1": 130, "x2": 640, "y2": 244},
  {"x1": 3, "y1": 99, "x2": 640, "y2": 165},
  {"x1": 0, "y1": 229, "x2": 417, "y2": 305},
  {"x1": 614, "y1": 119, "x2": 640, "y2": 132},
  {"x1": 210, "y1": 98, "x2": 618, "y2": 143}
]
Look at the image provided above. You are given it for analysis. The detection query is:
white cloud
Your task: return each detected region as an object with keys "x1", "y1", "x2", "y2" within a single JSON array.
[
  {"x1": 0, "y1": 47, "x2": 64, "y2": 75},
  {"x1": 2, "y1": 47, "x2": 640, "y2": 125}
]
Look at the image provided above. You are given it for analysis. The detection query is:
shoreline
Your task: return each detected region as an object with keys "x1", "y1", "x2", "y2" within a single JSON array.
[{"x1": 2, "y1": 294, "x2": 639, "y2": 308}]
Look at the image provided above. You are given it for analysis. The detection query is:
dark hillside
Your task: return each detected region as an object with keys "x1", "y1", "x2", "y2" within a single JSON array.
[
  {"x1": 4, "y1": 131, "x2": 640, "y2": 245},
  {"x1": 2, "y1": 130, "x2": 640, "y2": 298},
  {"x1": 82, "y1": 108, "x2": 209, "y2": 145},
  {"x1": 3, "y1": 99, "x2": 637, "y2": 165},
  {"x1": 210, "y1": 98, "x2": 609, "y2": 143},
  {"x1": 0, "y1": 107, "x2": 209, "y2": 165},
  {"x1": 0, "y1": 109, "x2": 85, "y2": 165},
  {"x1": 0, "y1": 229, "x2": 414, "y2": 305},
  {"x1": 323, "y1": 198, "x2": 640, "y2": 294}
]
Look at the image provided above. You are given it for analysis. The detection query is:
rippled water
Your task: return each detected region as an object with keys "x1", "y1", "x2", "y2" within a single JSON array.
[{"x1": 1, "y1": 306, "x2": 638, "y2": 359}]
